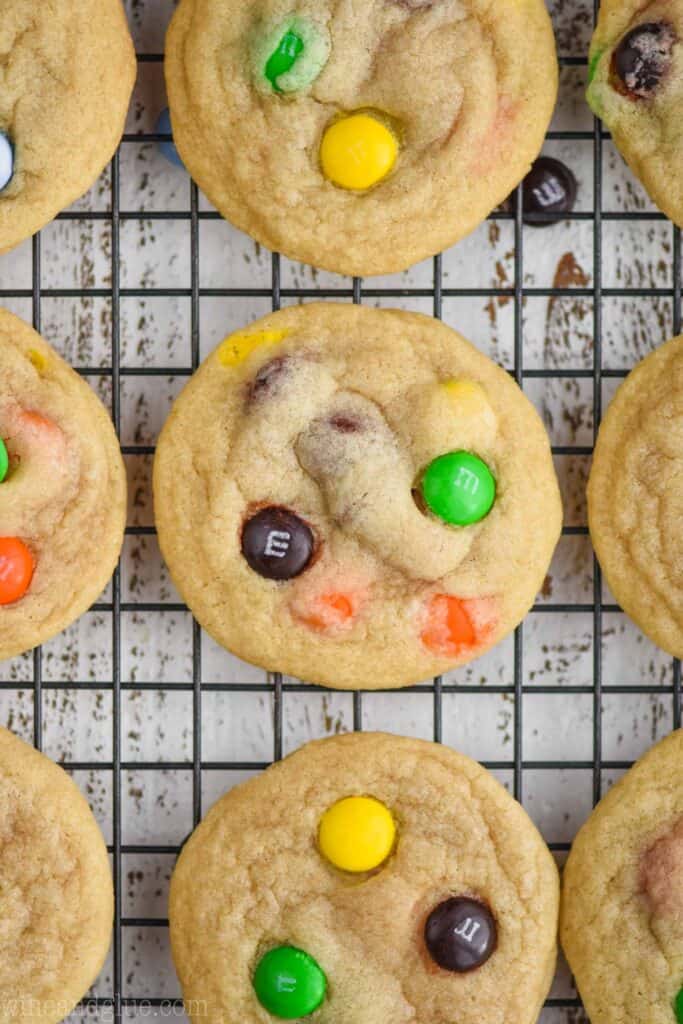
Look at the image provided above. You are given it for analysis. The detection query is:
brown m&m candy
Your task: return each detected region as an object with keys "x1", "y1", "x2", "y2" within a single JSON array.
[
  {"x1": 249, "y1": 356, "x2": 291, "y2": 402},
  {"x1": 425, "y1": 897, "x2": 497, "y2": 972},
  {"x1": 241, "y1": 507, "x2": 314, "y2": 581},
  {"x1": 613, "y1": 22, "x2": 676, "y2": 99},
  {"x1": 522, "y1": 157, "x2": 577, "y2": 225}
]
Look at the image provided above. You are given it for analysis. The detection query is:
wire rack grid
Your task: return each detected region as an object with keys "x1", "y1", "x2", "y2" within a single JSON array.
[{"x1": 0, "y1": 0, "x2": 681, "y2": 1021}]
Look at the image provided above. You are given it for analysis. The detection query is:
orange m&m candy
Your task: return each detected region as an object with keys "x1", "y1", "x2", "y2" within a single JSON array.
[
  {"x1": 0, "y1": 538, "x2": 35, "y2": 605},
  {"x1": 421, "y1": 594, "x2": 477, "y2": 657},
  {"x1": 296, "y1": 592, "x2": 355, "y2": 632}
]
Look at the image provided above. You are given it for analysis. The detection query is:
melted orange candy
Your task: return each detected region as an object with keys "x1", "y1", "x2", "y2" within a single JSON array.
[
  {"x1": 421, "y1": 594, "x2": 477, "y2": 657},
  {"x1": 0, "y1": 538, "x2": 35, "y2": 605},
  {"x1": 18, "y1": 410, "x2": 63, "y2": 444},
  {"x1": 296, "y1": 592, "x2": 355, "y2": 632},
  {"x1": 3, "y1": 409, "x2": 67, "y2": 470},
  {"x1": 472, "y1": 97, "x2": 519, "y2": 176}
]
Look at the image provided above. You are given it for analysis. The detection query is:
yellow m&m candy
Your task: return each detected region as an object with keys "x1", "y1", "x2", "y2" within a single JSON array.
[
  {"x1": 28, "y1": 348, "x2": 47, "y2": 372},
  {"x1": 442, "y1": 379, "x2": 497, "y2": 434},
  {"x1": 217, "y1": 328, "x2": 289, "y2": 368},
  {"x1": 318, "y1": 796, "x2": 396, "y2": 872},
  {"x1": 443, "y1": 379, "x2": 489, "y2": 410},
  {"x1": 320, "y1": 113, "x2": 398, "y2": 191}
]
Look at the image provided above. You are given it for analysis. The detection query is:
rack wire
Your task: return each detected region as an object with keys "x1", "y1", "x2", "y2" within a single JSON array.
[{"x1": 1, "y1": 1, "x2": 682, "y2": 1020}]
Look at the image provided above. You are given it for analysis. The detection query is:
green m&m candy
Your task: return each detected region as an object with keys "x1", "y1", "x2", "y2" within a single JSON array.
[
  {"x1": 0, "y1": 438, "x2": 8, "y2": 483},
  {"x1": 253, "y1": 945, "x2": 326, "y2": 1019},
  {"x1": 421, "y1": 451, "x2": 496, "y2": 527},
  {"x1": 265, "y1": 30, "x2": 304, "y2": 92},
  {"x1": 675, "y1": 986, "x2": 683, "y2": 1023},
  {"x1": 254, "y1": 18, "x2": 331, "y2": 96}
]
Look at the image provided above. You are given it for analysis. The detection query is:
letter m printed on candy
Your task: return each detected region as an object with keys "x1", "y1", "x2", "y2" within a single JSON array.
[
  {"x1": 455, "y1": 466, "x2": 480, "y2": 495},
  {"x1": 264, "y1": 530, "x2": 292, "y2": 559}
]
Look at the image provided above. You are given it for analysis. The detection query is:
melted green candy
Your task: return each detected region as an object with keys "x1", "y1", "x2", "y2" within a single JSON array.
[
  {"x1": 265, "y1": 29, "x2": 304, "y2": 91},
  {"x1": 675, "y1": 987, "x2": 683, "y2": 1024},
  {"x1": 588, "y1": 45, "x2": 606, "y2": 85},
  {"x1": 253, "y1": 17, "x2": 331, "y2": 95}
]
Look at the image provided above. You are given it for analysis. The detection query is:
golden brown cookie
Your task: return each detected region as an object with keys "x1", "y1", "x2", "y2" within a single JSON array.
[
  {"x1": 0, "y1": 726, "x2": 113, "y2": 1023},
  {"x1": 170, "y1": 732, "x2": 560, "y2": 1024},
  {"x1": 153, "y1": 303, "x2": 562, "y2": 690},
  {"x1": 0, "y1": 309, "x2": 127, "y2": 661},
  {"x1": 588, "y1": 334, "x2": 683, "y2": 656},
  {"x1": 587, "y1": 2, "x2": 683, "y2": 226},
  {"x1": 0, "y1": 0, "x2": 136, "y2": 253},
  {"x1": 165, "y1": 0, "x2": 558, "y2": 276},
  {"x1": 561, "y1": 729, "x2": 683, "y2": 1024}
]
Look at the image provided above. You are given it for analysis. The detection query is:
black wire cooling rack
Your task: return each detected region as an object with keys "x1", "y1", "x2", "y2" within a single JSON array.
[{"x1": 1, "y1": 4, "x2": 682, "y2": 1020}]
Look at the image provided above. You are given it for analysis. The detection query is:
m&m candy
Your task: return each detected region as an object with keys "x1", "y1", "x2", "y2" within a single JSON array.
[
  {"x1": 0, "y1": 537, "x2": 34, "y2": 605},
  {"x1": 320, "y1": 113, "x2": 398, "y2": 191},
  {"x1": 241, "y1": 507, "x2": 314, "y2": 581},
  {"x1": 443, "y1": 379, "x2": 491, "y2": 415},
  {"x1": 442, "y1": 379, "x2": 497, "y2": 435},
  {"x1": 318, "y1": 795, "x2": 396, "y2": 872},
  {"x1": 523, "y1": 157, "x2": 577, "y2": 225},
  {"x1": 218, "y1": 329, "x2": 288, "y2": 369},
  {"x1": 256, "y1": 18, "x2": 330, "y2": 95},
  {"x1": 155, "y1": 108, "x2": 185, "y2": 170},
  {"x1": 421, "y1": 594, "x2": 476, "y2": 657},
  {"x1": 294, "y1": 591, "x2": 356, "y2": 632},
  {"x1": 425, "y1": 897, "x2": 498, "y2": 972},
  {"x1": 0, "y1": 133, "x2": 13, "y2": 192},
  {"x1": 0, "y1": 438, "x2": 8, "y2": 483},
  {"x1": 265, "y1": 29, "x2": 304, "y2": 91},
  {"x1": 421, "y1": 451, "x2": 496, "y2": 527},
  {"x1": 613, "y1": 22, "x2": 675, "y2": 100},
  {"x1": 253, "y1": 945, "x2": 326, "y2": 1019},
  {"x1": 676, "y1": 986, "x2": 683, "y2": 1023}
]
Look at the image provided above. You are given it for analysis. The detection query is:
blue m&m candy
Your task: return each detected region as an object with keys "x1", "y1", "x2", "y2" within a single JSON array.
[
  {"x1": 0, "y1": 133, "x2": 14, "y2": 192},
  {"x1": 155, "y1": 108, "x2": 185, "y2": 171}
]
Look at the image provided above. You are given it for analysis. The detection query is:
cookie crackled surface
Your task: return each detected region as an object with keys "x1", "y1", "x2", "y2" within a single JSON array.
[
  {"x1": 588, "y1": 334, "x2": 683, "y2": 657},
  {"x1": 153, "y1": 303, "x2": 562, "y2": 690},
  {"x1": 0, "y1": 0, "x2": 136, "y2": 253},
  {"x1": 169, "y1": 732, "x2": 560, "y2": 1024},
  {"x1": 0, "y1": 309, "x2": 127, "y2": 661},
  {"x1": 164, "y1": 0, "x2": 558, "y2": 276},
  {"x1": 0, "y1": 726, "x2": 113, "y2": 1023},
  {"x1": 561, "y1": 730, "x2": 683, "y2": 1024}
]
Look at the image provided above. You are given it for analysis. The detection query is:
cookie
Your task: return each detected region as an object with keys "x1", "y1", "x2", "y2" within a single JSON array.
[
  {"x1": 561, "y1": 729, "x2": 683, "y2": 1024},
  {"x1": 588, "y1": 334, "x2": 683, "y2": 657},
  {"x1": 170, "y1": 732, "x2": 560, "y2": 1024},
  {"x1": 0, "y1": 0, "x2": 136, "y2": 254},
  {"x1": 164, "y1": 0, "x2": 558, "y2": 276},
  {"x1": 0, "y1": 309, "x2": 127, "y2": 661},
  {"x1": 153, "y1": 303, "x2": 562, "y2": 690},
  {"x1": 0, "y1": 726, "x2": 113, "y2": 1023},
  {"x1": 587, "y1": 2, "x2": 683, "y2": 225}
]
